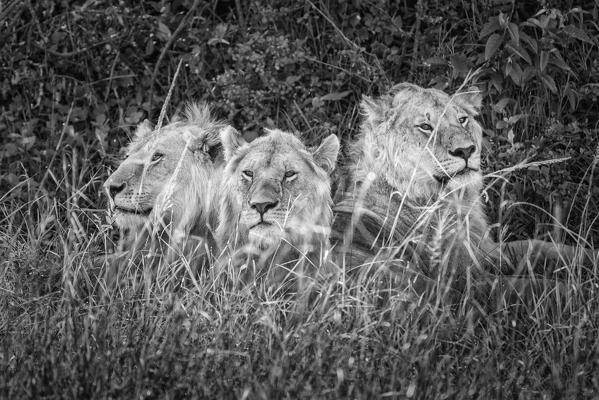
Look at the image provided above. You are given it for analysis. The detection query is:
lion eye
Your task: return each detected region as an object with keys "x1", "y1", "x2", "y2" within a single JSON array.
[
  {"x1": 458, "y1": 116, "x2": 468, "y2": 126},
  {"x1": 417, "y1": 123, "x2": 434, "y2": 132},
  {"x1": 151, "y1": 152, "x2": 164, "y2": 162},
  {"x1": 284, "y1": 170, "x2": 297, "y2": 179},
  {"x1": 242, "y1": 170, "x2": 253, "y2": 179}
]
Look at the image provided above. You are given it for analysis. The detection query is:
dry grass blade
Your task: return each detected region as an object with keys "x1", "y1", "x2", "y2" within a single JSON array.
[
  {"x1": 487, "y1": 156, "x2": 571, "y2": 177},
  {"x1": 148, "y1": 0, "x2": 203, "y2": 117},
  {"x1": 34, "y1": 101, "x2": 74, "y2": 200},
  {"x1": 156, "y1": 58, "x2": 184, "y2": 132},
  {"x1": 136, "y1": 58, "x2": 184, "y2": 199}
]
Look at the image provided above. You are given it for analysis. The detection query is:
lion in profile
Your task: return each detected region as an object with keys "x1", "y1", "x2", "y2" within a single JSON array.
[
  {"x1": 332, "y1": 82, "x2": 596, "y2": 294},
  {"x1": 103, "y1": 103, "x2": 236, "y2": 262},
  {"x1": 217, "y1": 128, "x2": 339, "y2": 286}
]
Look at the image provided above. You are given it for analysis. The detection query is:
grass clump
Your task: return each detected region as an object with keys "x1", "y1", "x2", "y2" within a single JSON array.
[{"x1": 2, "y1": 180, "x2": 599, "y2": 398}]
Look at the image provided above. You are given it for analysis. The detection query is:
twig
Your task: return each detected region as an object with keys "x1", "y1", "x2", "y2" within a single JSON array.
[
  {"x1": 33, "y1": 37, "x2": 119, "y2": 58},
  {"x1": 148, "y1": 0, "x2": 202, "y2": 118},
  {"x1": 90, "y1": 74, "x2": 136, "y2": 85},
  {"x1": 306, "y1": 0, "x2": 360, "y2": 52},
  {"x1": 303, "y1": 56, "x2": 373, "y2": 83}
]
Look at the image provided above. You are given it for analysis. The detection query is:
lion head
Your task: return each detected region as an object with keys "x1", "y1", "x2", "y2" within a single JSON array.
[
  {"x1": 103, "y1": 103, "x2": 236, "y2": 248},
  {"x1": 218, "y1": 129, "x2": 340, "y2": 254},
  {"x1": 332, "y1": 83, "x2": 490, "y2": 287},
  {"x1": 355, "y1": 82, "x2": 484, "y2": 200}
]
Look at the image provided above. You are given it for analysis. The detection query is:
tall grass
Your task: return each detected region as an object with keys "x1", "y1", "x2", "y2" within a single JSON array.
[
  {"x1": 2, "y1": 1, "x2": 599, "y2": 398},
  {"x1": 2, "y1": 142, "x2": 599, "y2": 398}
]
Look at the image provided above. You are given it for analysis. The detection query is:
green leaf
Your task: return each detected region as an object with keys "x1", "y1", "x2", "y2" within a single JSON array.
[
  {"x1": 479, "y1": 18, "x2": 500, "y2": 39},
  {"x1": 490, "y1": 72, "x2": 503, "y2": 92},
  {"x1": 423, "y1": 57, "x2": 447, "y2": 66},
  {"x1": 539, "y1": 50, "x2": 549, "y2": 72},
  {"x1": 525, "y1": 18, "x2": 543, "y2": 29},
  {"x1": 125, "y1": 109, "x2": 144, "y2": 124},
  {"x1": 519, "y1": 31, "x2": 538, "y2": 54},
  {"x1": 540, "y1": 73, "x2": 558, "y2": 93},
  {"x1": 208, "y1": 23, "x2": 230, "y2": 46},
  {"x1": 504, "y1": 59, "x2": 512, "y2": 78},
  {"x1": 507, "y1": 129, "x2": 515, "y2": 146},
  {"x1": 564, "y1": 85, "x2": 578, "y2": 110},
  {"x1": 548, "y1": 49, "x2": 573, "y2": 74},
  {"x1": 450, "y1": 54, "x2": 469, "y2": 75},
  {"x1": 505, "y1": 43, "x2": 532, "y2": 65},
  {"x1": 538, "y1": 14, "x2": 551, "y2": 30},
  {"x1": 522, "y1": 66, "x2": 536, "y2": 83},
  {"x1": 562, "y1": 24, "x2": 594, "y2": 44},
  {"x1": 156, "y1": 21, "x2": 171, "y2": 42},
  {"x1": 508, "y1": 62, "x2": 523, "y2": 86},
  {"x1": 507, "y1": 114, "x2": 527, "y2": 124},
  {"x1": 493, "y1": 97, "x2": 514, "y2": 112},
  {"x1": 498, "y1": 12, "x2": 508, "y2": 28},
  {"x1": 20, "y1": 136, "x2": 36, "y2": 149},
  {"x1": 507, "y1": 22, "x2": 519, "y2": 43},
  {"x1": 485, "y1": 33, "x2": 503, "y2": 61},
  {"x1": 495, "y1": 120, "x2": 509, "y2": 130}
]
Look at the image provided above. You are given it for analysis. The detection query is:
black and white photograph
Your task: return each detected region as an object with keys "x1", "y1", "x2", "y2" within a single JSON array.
[{"x1": 1, "y1": 0, "x2": 598, "y2": 398}]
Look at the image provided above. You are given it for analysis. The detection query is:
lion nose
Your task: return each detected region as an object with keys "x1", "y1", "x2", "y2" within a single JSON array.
[
  {"x1": 106, "y1": 182, "x2": 126, "y2": 199},
  {"x1": 449, "y1": 145, "x2": 475, "y2": 162},
  {"x1": 250, "y1": 200, "x2": 279, "y2": 216}
]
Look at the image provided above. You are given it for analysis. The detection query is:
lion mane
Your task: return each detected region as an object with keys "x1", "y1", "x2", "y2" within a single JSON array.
[{"x1": 103, "y1": 102, "x2": 236, "y2": 261}]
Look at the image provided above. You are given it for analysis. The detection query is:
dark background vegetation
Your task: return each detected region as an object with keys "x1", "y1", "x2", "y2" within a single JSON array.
[
  {"x1": 2, "y1": 0, "x2": 599, "y2": 242},
  {"x1": 2, "y1": 0, "x2": 599, "y2": 398}
]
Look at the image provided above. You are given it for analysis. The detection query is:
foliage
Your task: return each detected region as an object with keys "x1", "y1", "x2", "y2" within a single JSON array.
[{"x1": 1, "y1": 0, "x2": 599, "y2": 398}]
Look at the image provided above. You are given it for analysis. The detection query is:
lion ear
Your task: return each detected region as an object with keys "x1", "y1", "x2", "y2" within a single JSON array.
[
  {"x1": 455, "y1": 86, "x2": 483, "y2": 115},
  {"x1": 389, "y1": 82, "x2": 420, "y2": 96},
  {"x1": 312, "y1": 134, "x2": 340, "y2": 174},
  {"x1": 390, "y1": 82, "x2": 421, "y2": 106},
  {"x1": 361, "y1": 95, "x2": 388, "y2": 125},
  {"x1": 134, "y1": 119, "x2": 153, "y2": 139},
  {"x1": 221, "y1": 125, "x2": 247, "y2": 161}
]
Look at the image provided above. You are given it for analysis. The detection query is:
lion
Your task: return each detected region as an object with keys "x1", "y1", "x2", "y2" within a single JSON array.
[
  {"x1": 103, "y1": 103, "x2": 237, "y2": 263},
  {"x1": 217, "y1": 128, "x2": 339, "y2": 287},
  {"x1": 331, "y1": 83, "x2": 596, "y2": 298}
]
